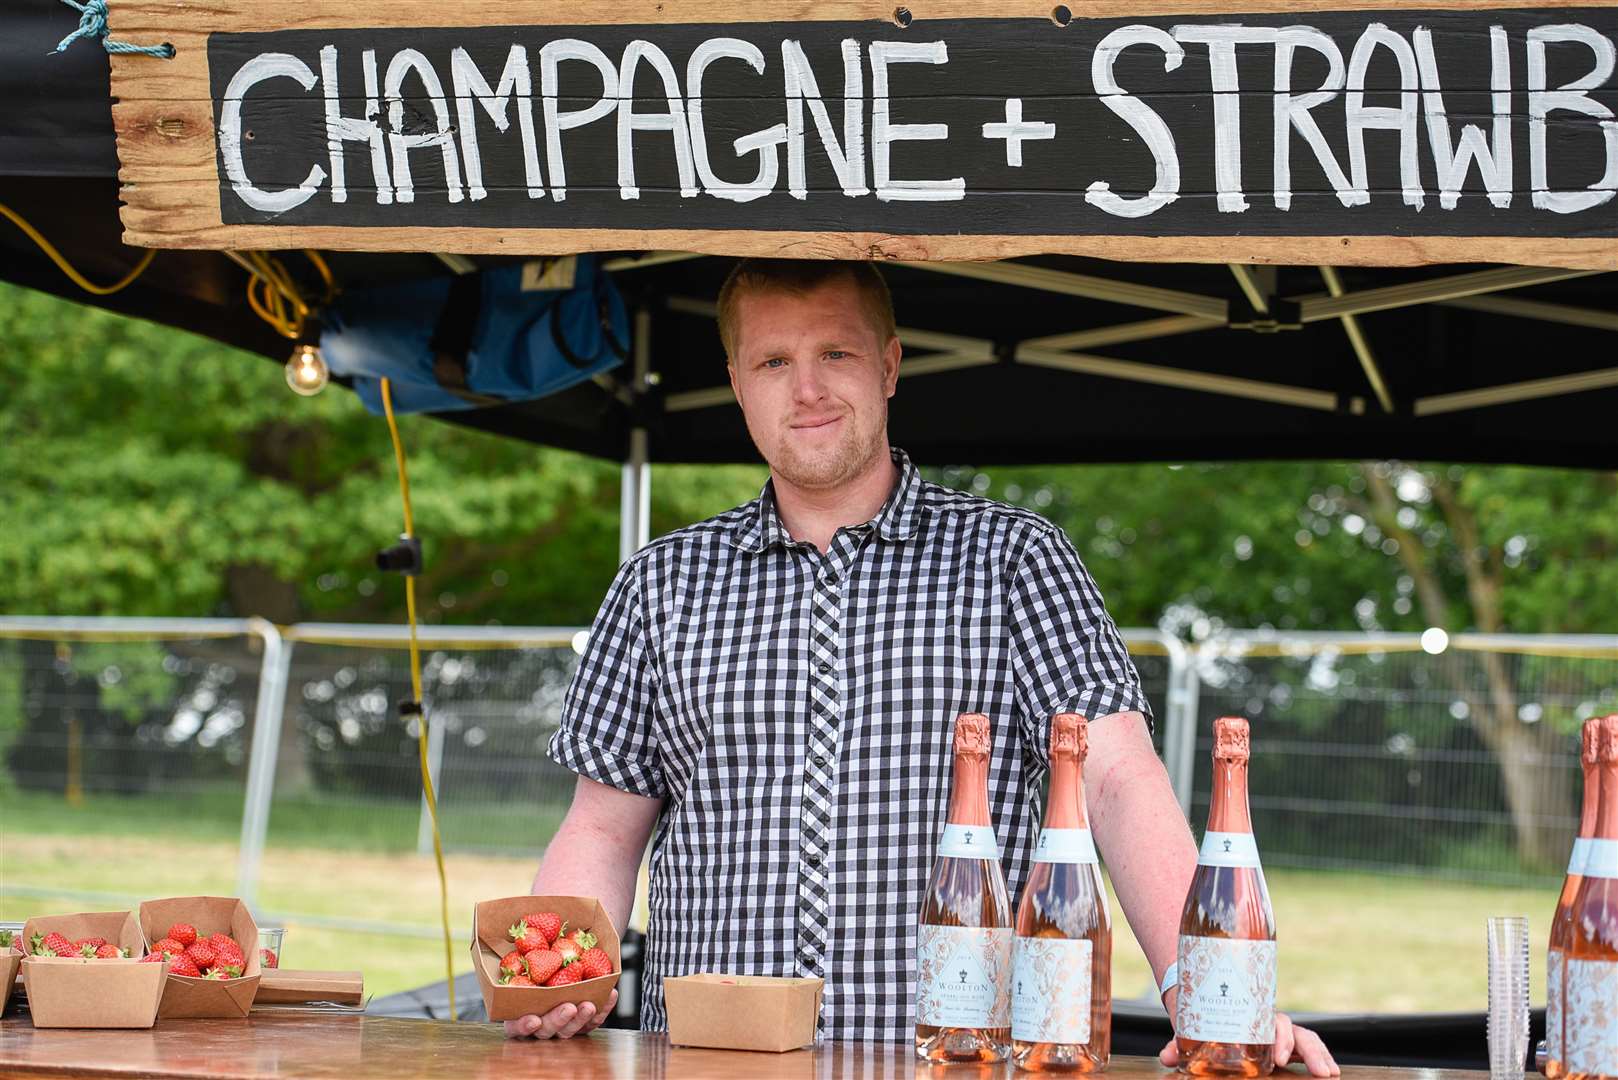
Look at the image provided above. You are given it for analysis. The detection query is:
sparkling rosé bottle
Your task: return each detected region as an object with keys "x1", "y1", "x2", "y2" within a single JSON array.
[
  {"x1": 1175, "y1": 716, "x2": 1277, "y2": 1077},
  {"x1": 1013, "y1": 713, "x2": 1112, "y2": 1072},
  {"x1": 916, "y1": 712, "x2": 1014, "y2": 1063},
  {"x1": 1563, "y1": 713, "x2": 1618, "y2": 1080},
  {"x1": 1547, "y1": 717, "x2": 1604, "y2": 1079}
]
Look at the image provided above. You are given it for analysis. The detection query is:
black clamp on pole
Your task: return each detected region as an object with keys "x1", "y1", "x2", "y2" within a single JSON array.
[
  {"x1": 399, "y1": 699, "x2": 424, "y2": 720},
  {"x1": 376, "y1": 534, "x2": 423, "y2": 576}
]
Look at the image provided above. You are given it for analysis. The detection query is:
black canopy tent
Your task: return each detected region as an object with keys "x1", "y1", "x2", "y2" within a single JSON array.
[{"x1": 4, "y1": 2, "x2": 1616, "y2": 473}]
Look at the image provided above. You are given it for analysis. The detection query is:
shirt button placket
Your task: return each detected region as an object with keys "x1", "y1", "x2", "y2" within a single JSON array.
[{"x1": 798, "y1": 553, "x2": 844, "y2": 982}]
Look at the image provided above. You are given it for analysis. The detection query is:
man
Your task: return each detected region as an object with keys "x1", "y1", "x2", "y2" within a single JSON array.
[{"x1": 506, "y1": 260, "x2": 1336, "y2": 1074}]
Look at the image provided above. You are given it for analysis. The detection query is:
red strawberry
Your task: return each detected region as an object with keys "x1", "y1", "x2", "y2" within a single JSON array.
[
  {"x1": 554, "y1": 937, "x2": 585, "y2": 965},
  {"x1": 523, "y1": 912, "x2": 563, "y2": 945},
  {"x1": 564, "y1": 928, "x2": 598, "y2": 951},
  {"x1": 185, "y1": 942, "x2": 216, "y2": 969},
  {"x1": 498, "y1": 951, "x2": 526, "y2": 979},
  {"x1": 31, "y1": 932, "x2": 76, "y2": 958},
  {"x1": 153, "y1": 937, "x2": 186, "y2": 957},
  {"x1": 260, "y1": 948, "x2": 279, "y2": 970},
  {"x1": 507, "y1": 923, "x2": 548, "y2": 952},
  {"x1": 167, "y1": 924, "x2": 198, "y2": 947},
  {"x1": 575, "y1": 947, "x2": 612, "y2": 980},
  {"x1": 140, "y1": 952, "x2": 167, "y2": 963},
  {"x1": 543, "y1": 965, "x2": 582, "y2": 988},
  {"x1": 214, "y1": 958, "x2": 244, "y2": 977},
  {"x1": 523, "y1": 948, "x2": 563, "y2": 984},
  {"x1": 204, "y1": 968, "x2": 233, "y2": 980},
  {"x1": 500, "y1": 973, "x2": 535, "y2": 987},
  {"x1": 75, "y1": 937, "x2": 107, "y2": 953},
  {"x1": 210, "y1": 937, "x2": 245, "y2": 966},
  {"x1": 170, "y1": 955, "x2": 202, "y2": 978},
  {"x1": 94, "y1": 944, "x2": 126, "y2": 959}
]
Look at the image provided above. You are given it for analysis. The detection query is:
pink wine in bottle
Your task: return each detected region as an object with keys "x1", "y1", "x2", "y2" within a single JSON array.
[
  {"x1": 1563, "y1": 714, "x2": 1618, "y2": 1080},
  {"x1": 1013, "y1": 712, "x2": 1112, "y2": 1072},
  {"x1": 1547, "y1": 717, "x2": 1604, "y2": 1079},
  {"x1": 916, "y1": 712, "x2": 1014, "y2": 1063},
  {"x1": 1175, "y1": 716, "x2": 1277, "y2": 1077}
]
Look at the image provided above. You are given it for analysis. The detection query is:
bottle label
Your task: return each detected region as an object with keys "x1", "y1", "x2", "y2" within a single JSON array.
[
  {"x1": 1175, "y1": 935, "x2": 1277, "y2": 1045},
  {"x1": 916, "y1": 924, "x2": 1012, "y2": 1029},
  {"x1": 1582, "y1": 838, "x2": 1618, "y2": 879},
  {"x1": 1547, "y1": 947, "x2": 1563, "y2": 1063},
  {"x1": 1568, "y1": 837, "x2": 1591, "y2": 875},
  {"x1": 1033, "y1": 828, "x2": 1099, "y2": 864},
  {"x1": 1198, "y1": 831, "x2": 1262, "y2": 869},
  {"x1": 1564, "y1": 958, "x2": 1618, "y2": 1073},
  {"x1": 938, "y1": 823, "x2": 1001, "y2": 860},
  {"x1": 1012, "y1": 937, "x2": 1093, "y2": 1044}
]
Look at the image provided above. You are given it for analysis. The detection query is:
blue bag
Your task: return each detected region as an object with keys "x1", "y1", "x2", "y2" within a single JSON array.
[{"x1": 319, "y1": 255, "x2": 628, "y2": 414}]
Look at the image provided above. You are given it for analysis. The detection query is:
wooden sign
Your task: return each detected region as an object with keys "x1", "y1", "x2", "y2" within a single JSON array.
[{"x1": 108, "y1": 2, "x2": 1618, "y2": 267}]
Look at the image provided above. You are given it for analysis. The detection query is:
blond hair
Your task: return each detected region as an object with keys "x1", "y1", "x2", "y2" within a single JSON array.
[{"x1": 716, "y1": 259, "x2": 897, "y2": 362}]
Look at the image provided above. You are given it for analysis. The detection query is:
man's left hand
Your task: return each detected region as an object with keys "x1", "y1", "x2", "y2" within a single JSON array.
[{"x1": 1158, "y1": 1010, "x2": 1340, "y2": 1076}]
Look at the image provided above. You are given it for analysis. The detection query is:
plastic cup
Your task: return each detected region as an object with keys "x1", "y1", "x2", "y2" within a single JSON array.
[
  {"x1": 259, "y1": 927, "x2": 286, "y2": 969},
  {"x1": 1486, "y1": 915, "x2": 1530, "y2": 1080}
]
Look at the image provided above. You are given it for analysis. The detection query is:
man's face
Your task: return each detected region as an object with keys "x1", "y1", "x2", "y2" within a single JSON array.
[{"x1": 727, "y1": 278, "x2": 902, "y2": 490}]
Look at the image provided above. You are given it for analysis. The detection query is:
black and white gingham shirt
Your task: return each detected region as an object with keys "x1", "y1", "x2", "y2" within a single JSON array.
[{"x1": 550, "y1": 447, "x2": 1151, "y2": 1041}]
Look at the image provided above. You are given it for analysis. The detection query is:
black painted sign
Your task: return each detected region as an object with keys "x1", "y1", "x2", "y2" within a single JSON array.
[{"x1": 209, "y1": 10, "x2": 1618, "y2": 236}]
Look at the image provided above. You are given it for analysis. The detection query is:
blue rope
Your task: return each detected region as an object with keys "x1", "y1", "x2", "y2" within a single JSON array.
[{"x1": 53, "y1": 0, "x2": 174, "y2": 59}]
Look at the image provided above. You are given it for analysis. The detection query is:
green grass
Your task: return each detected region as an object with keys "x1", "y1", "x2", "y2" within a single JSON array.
[
  {"x1": 0, "y1": 785, "x2": 1563, "y2": 1012},
  {"x1": 0, "y1": 785, "x2": 565, "y2": 854}
]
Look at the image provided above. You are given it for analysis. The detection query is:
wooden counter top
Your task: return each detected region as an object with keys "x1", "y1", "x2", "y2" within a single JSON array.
[{"x1": 0, "y1": 1014, "x2": 1485, "y2": 1080}]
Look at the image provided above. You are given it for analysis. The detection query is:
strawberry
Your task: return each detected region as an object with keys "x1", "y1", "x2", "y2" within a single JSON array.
[
  {"x1": 543, "y1": 965, "x2": 582, "y2": 988},
  {"x1": 167, "y1": 924, "x2": 198, "y2": 947},
  {"x1": 575, "y1": 947, "x2": 612, "y2": 980},
  {"x1": 500, "y1": 973, "x2": 535, "y2": 987},
  {"x1": 140, "y1": 951, "x2": 167, "y2": 963},
  {"x1": 523, "y1": 912, "x2": 563, "y2": 945},
  {"x1": 75, "y1": 937, "x2": 107, "y2": 953},
  {"x1": 523, "y1": 948, "x2": 563, "y2": 984},
  {"x1": 153, "y1": 937, "x2": 187, "y2": 958},
  {"x1": 564, "y1": 928, "x2": 598, "y2": 951},
  {"x1": 507, "y1": 923, "x2": 548, "y2": 952},
  {"x1": 260, "y1": 948, "x2": 279, "y2": 970},
  {"x1": 186, "y1": 942, "x2": 216, "y2": 969},
  {"x1": 213, "y1": 959, "x2": 244, "y2": 978},
  {"x1": 94, "y1": 944, "x2": 126, "y2": 959},
  {"x1": 31, "y1": 931, "x2": 76, "y2": 958},
  {"x1": 498, "y1": 950, "x2": 526, "y2": 978},
  {"x1": 170, "y1": 955, "x2": 203, "y2": 978},
  {"x1": 554, "y1": 938, "x2": 582, "y2": 966},
  {"x1": 204, "y1": 968, "x2": 234, "y2": 980},
  {"x1": 210, "y1": 937, "x2": 245, "y2": 966}
]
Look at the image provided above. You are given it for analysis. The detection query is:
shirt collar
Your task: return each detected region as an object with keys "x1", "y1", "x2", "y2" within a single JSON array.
[{"x1": 731, "y1": 447, "x2": 924, "y2": 554}]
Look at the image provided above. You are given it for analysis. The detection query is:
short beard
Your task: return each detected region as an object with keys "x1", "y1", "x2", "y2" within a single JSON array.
[{"x1": 770, "y1": 413, "x2": 887, "y2": 491}]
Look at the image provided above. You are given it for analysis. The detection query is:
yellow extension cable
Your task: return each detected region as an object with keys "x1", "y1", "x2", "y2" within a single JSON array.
[
  {"x1": 0, "y1": 201, "x2": 155, "y2": 295},
  {"x1": 380, "y1": 377, "x2": 458, "y2": 1018}
]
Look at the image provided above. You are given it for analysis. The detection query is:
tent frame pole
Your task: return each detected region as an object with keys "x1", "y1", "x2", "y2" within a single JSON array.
[{"x1": 620, "y1": 307, "x2": 653, "y2": 565}]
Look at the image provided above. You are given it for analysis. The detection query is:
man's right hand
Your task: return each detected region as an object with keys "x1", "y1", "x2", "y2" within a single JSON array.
[{"x1": 503, "y1": 989, "x2": 618, "y2": 1039}]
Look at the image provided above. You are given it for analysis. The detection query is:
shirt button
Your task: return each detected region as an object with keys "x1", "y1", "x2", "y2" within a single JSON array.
[
  {"x1": 824, "y1": 570, "x2": 839, "y2": 585},
  {"x1": 812, "y1": 753, "x2": 827, "y2": 767},
  {"x1": 817, "y1": 659, "x2": 833, "y2": 674},
  {"x1": 806, "y1": 852, "x2": 822, "y2": 868}
]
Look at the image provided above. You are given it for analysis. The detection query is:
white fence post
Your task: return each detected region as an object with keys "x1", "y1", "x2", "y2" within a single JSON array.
[
  {"x1": 416, "y1": 706, "x2": 448, "y2": 857},
  {"x1": 237, "y1": 618, "x2": 293, "y2": 910}
]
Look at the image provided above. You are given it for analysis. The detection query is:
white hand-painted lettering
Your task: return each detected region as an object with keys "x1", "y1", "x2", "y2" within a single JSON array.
[
  {"x1": 1346, "y1": 24, "x2": 1426, "y2": 209},
  {"x1": 1174, "y1": 25, "x2": 1281, "y2": 213},
  {"x1": 870, "y1": 40, "x2": 965, "y2": 202},
  {"x1": 1415, "y1": 26, "x2": 1513, "y2": 209},
  {"x1": 1528, "y1": 24, "x2": 1618, "y2": 214},
  {"x1": 688, "y1": 38, "x2": 786, "y2": 202},
  {"x1": 320, "y1": 46, "x2": 391, "y2": 205},
  {"x1": 1273, "y1": 26, "x2": 1353, "y2": 210},
  {"x1": 1086, "y1": 25, "x2": 1184, "y2": 219},
  {"x1": 383, "y1": 49, "x2": 464, "y2": 204},
  {"x1": 540, "y1": 39, "x2": 619, "y2": 203},
  {"x1": 982, "y1": 98, "x2": 1054, "y2": 167},
  {"x1": 451, "y1": 44, "x2": 544, "y2": 201},
  {"x1": 220, "y1": 52, "x2": 327, "y2": 213},
  {"x1": 782, "y1": 39, "x2": 868, "y2": 199}
]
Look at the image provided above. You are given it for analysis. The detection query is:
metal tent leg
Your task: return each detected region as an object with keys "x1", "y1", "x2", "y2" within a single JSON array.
[{"x1": 620, "y1": 308, "x2": 653, "y2": 565}]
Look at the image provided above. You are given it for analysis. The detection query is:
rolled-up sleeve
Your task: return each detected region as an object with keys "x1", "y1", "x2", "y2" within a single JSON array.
[
  {"x1": 548, "y1": 559, "x2": 667, "y2": 799},
  {"x1": 1007, "y1": 527, "x2": 1154, "y2": 765}
]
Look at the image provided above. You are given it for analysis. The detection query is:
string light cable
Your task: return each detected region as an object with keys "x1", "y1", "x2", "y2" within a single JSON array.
[
  {"x1": 379, "y1": 376, "x2": 457, "y2": 1017},
  {"x1": 0, "y1": 201, "x2": 156, "y2": 296}
]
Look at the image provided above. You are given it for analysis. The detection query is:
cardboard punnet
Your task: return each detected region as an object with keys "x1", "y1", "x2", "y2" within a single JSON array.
[
  {"x1": 138, "y1": 896, "x2": 261, "y2": 1018},
  {"x1": 664, "y1": 974, "x2": 824, "y2": 1052},
  {"x1": 2, "y1": 930, "x2": 20, "y2": 1017},
  {"x1": 19, "y1": 911, "x2": 164, "y2": 1028},
  {"x1": 472, "y1": 895, "x2": 619, "y2": 1021}
]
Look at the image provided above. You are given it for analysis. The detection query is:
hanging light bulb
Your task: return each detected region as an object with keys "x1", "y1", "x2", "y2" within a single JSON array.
[{"x1": 285, "y1": 341, "x2": 328, "y2": 396}]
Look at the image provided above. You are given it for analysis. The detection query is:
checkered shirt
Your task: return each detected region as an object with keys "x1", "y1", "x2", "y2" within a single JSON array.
[{"x1": 549, "y1": 447, "x2": 1152, "y2": 1042}]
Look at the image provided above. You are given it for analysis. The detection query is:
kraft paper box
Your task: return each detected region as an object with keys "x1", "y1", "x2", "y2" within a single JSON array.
[
  {"x1": 138, "y1": 896, "x2": 261, "y2": 1019},
  {"x1": 664, "y1": 974, "x2": 824, "y2": 1053},
  {"x1": 472, "y1": 895, "x2": 619, "y2": 1022},
  {"x1": 20, "y1": 910, "x2": 164, "y2": 1028},
  {"x1": 2, "y1": 930, "x2": 19, "y2": 1016}
]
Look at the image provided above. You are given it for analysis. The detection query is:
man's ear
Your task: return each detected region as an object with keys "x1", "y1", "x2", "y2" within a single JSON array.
[{"x1": 883, "y1": 335, "x2": 902, "y2": 397}]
